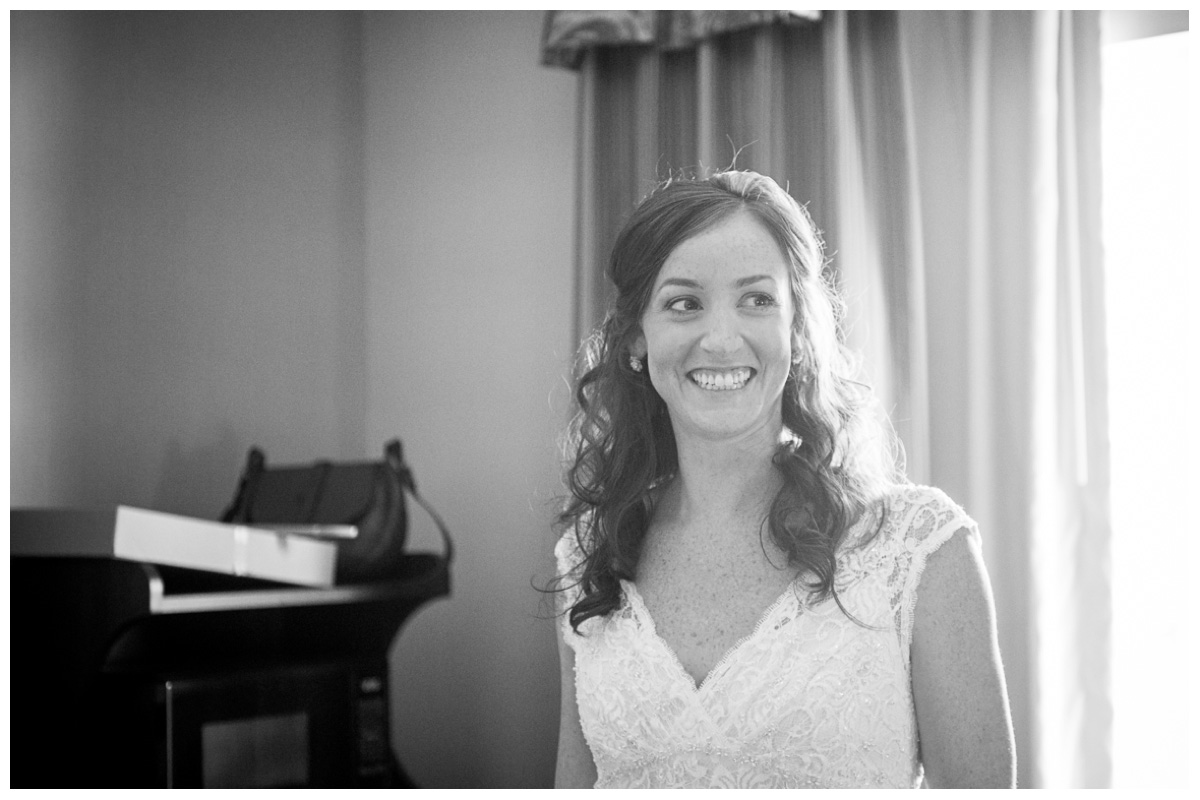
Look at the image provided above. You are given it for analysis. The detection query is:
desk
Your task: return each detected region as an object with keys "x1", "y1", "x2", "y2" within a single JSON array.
[{"x1": 10, "y1": 553, "x2": 449, "y2": 787}]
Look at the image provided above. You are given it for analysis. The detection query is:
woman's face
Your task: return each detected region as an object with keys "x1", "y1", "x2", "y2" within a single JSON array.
[{"x1": 635, "y1": 211, "x2": 796, "y2": 446}]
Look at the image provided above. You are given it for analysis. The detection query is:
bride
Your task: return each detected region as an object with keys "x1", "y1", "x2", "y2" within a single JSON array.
[{"x1": 553, "y1": 170, "x2": 1015, "y2": 788}]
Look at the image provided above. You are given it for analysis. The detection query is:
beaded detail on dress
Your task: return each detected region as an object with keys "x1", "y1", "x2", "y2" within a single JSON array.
[{"x1": 555, "y1": 484, "x2": 976, "y2": 789}]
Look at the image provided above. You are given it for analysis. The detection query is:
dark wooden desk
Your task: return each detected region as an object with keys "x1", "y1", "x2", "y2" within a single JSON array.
[{"x1": 10, "y1": 553, "x2": 449, "y2": 788}]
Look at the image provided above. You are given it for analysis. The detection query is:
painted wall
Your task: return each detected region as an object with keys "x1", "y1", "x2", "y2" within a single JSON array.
[
  {"x1": 10, "y1": 10, "x2": 575, "y2": 788},
  {"x1": 10, "y1": 11, "x2": 369, "y2": 517},
  {"x1": 361, "y1": 12, "x2": 576, "y2": 788}
]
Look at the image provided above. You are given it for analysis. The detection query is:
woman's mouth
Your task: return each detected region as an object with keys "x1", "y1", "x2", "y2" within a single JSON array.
[{"x1": 688, "y1": 367, "x2": 755, "y2": 391}]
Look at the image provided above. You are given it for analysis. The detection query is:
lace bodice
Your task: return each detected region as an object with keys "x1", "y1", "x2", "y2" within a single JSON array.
[{"x1": 555, "y1": 484, "x2": 976, "y2": 789}]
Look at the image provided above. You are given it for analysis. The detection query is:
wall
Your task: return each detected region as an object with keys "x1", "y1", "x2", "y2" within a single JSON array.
[
  {"x1": 10, "y1": 10, "x2": 576, "y2": 788},
  {"x1": 10, "y1": 11, "x2": 369, "y2": 517},
  {"x1": 361, "y1": 12, "x2": 576, "y2": 788}
]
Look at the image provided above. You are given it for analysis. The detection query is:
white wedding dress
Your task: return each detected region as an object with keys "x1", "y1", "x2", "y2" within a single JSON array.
[{"x1": 555, "y1": 484, "x2": 977, "y2": 789}]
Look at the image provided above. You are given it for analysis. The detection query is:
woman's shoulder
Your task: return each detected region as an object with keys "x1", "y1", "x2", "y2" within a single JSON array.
[
  {"x1": 880, "y1": 482, "x2": 978, "y2": 552},
  {"x1": 843, "y1": 483, "x2": 975, "y2": 551},
  {"x1": 554, "y1": 526, "x2": 583, "y2": 573},
  {"x1": 885, "y1": 482, "x2": 968, "y2": 514},
  {"x1": 554, "y1": 512, "x2": 596, "y2": 578}
]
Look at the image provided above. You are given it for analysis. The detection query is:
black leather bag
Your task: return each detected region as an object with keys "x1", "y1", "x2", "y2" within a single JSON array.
[{"x1": 221, "y1": 439, "x2": 452, "y2": 584}]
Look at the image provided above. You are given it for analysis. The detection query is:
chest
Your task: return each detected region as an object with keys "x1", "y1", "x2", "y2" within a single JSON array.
[
  {"x1": 633, "y1": 522, "x2": 798, "y2": 688},
  {"x1": 574, "y1": 573, "x2": 918, "y2": 788}
]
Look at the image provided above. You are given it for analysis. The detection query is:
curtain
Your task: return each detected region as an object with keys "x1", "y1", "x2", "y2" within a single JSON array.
[
  {"x1": 897, "y1": 13, "x2": 1111, "y2": 788},
  {"x1": 543, "y1": 10, "x2": 824, "y2": 353},
  {"x1": 543, "y1": 10, "x2": 1111, "y2": 788}
]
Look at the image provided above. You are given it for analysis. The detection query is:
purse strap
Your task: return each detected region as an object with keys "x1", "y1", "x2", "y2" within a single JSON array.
[
  {"x1": 220, "y1": 448, "x2": 266, "y2": 524},
  {"x1": 386, "y1": 439, "x2": 454, "y2": 565}
]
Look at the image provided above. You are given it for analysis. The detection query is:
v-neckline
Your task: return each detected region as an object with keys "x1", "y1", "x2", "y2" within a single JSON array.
[{"x1": 621, "y1": 578, "x2": 801, "y2": 694}]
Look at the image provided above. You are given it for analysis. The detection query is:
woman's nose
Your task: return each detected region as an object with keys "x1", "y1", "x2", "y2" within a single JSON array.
[{"x1": 699, "y1": 308, "x2": 743, "y2": 354}]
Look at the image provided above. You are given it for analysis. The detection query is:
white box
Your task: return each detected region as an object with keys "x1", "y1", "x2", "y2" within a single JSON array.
[{"x1": 10, "y1": 506, "x2": 338, "y2": 587}]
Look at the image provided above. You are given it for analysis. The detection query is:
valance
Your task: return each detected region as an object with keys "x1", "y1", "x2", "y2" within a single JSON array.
[{"x1": 540, "y1": 9, "x2": 820, "y2": 69}]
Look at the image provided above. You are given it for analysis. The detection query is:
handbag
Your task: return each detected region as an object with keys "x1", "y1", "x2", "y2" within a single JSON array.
[{"x1": 220, "y1": 438, "x2": 453, "y2": 584}]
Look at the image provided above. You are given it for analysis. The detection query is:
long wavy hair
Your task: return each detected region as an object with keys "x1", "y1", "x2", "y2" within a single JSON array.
[{"x1": 557, "y1": 170, "x2": 902, "y2": 633}]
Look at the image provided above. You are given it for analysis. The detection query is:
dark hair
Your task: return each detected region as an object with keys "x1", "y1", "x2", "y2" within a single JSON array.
[{"x1": 557, "y1": 170, "x2": 901, "y2": 632}]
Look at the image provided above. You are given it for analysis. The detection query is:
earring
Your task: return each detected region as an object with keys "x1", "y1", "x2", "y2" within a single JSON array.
[
  {"x1": 791, "y1": 353, "x2": 806, "y2": 381},
  {"x1": 629, "y1": 354, "x2": 644, "y2": 373}
]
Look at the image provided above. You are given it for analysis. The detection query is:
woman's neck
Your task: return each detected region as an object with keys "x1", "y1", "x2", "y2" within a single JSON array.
[{"x1": 661, "y1": 424, "x2": 785, "y2": 531}]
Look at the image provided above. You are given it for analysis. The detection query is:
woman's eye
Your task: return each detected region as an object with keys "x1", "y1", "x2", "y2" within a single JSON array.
[
  {"x1": 744, "y1": 293, "x2": 778, "y2": 308},
  {"x1": 666, "y1": 297, "x2": 701, "y2": 313}
]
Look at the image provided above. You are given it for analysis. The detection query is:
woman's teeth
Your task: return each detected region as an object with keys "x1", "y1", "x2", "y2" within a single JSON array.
[{"x1": 690, "y1": 368, "x2": 753, "y2": 391}]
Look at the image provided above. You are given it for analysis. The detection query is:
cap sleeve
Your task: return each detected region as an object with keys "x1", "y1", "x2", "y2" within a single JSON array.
[
  {"x1": 555, "y1": 527, "x2": 585, "y2": 587},
  {"x1": 553, "y1": 523, "x2": 591, "y2": 647}
]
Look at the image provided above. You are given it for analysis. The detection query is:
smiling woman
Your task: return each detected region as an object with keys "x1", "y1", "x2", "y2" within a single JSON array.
[
  {"x1": 551, "y1": 171, "x2": 1015, "y2": 788},
  {"x1": 633, "y1": 213, "x2": 795, "y2": 444}
]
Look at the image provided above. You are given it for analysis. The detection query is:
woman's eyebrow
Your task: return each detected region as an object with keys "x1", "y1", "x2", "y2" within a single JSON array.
[
  {"x1": 654, "y1": 274, "x2": 778, "y2": 293},
  {"x1": 656, "y1": 277, "x2": 702, "y2": 291},
  {"x1": 735, "y1": 274, "x2": 778, "y2": 288}
]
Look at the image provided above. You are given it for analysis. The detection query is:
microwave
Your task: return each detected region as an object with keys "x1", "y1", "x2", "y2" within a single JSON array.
[{"x1": 98, "y1": 657, "x2": 399, "y2": 788}]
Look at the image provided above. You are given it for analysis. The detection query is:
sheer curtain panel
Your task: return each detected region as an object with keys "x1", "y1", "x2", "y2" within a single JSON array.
[{"x1": 899, "y1": 12, "x2": 1110, "y2": 788}]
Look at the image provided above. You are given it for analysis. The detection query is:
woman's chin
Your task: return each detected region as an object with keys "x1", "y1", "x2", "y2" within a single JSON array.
[{"x1": 668, "y1": 406, "x2": 785, "y2": 445}]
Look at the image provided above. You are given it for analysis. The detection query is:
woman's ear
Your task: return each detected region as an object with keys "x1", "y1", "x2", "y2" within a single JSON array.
[{"x1": 630, "y1": 332, "x2": 647, "y2": 360}]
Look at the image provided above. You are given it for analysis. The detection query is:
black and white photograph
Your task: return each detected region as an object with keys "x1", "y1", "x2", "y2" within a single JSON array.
[{"x1": 7, "y1": 8, "x2": 1194, "y2": 790}]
